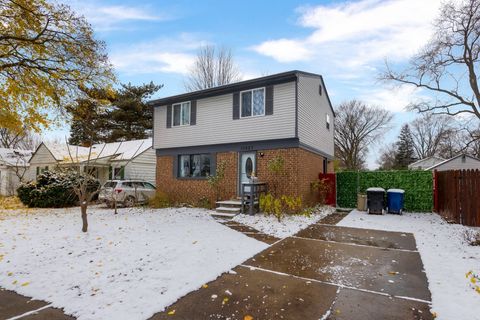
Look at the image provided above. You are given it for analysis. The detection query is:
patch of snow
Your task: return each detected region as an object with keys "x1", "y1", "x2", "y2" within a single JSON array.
[
  {"x1": 232, "y1": 206, "x2": 335, "y2": 238},
  {"x1": 338, "y1": 210, "x2": 480, "y2": 320},
  {"x1": 0, "y1": 207, "x2": 268, "y2": 320}
]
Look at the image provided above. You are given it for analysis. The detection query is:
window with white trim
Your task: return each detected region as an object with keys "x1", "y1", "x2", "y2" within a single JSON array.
[
  {"x1": 241, "y1": 88, "x2": 265, "y2": 117},
  {"x1": 173, "y1": 102, "x2": 190, "y2": 126},
  {"x1": 326, "y1": 113, "x2": 331, "y2": 130}
]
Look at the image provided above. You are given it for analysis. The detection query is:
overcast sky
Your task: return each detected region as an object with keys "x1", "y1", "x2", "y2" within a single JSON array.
[{"x1": 50, "y1": 0, "x2": 446, "y2": 168}]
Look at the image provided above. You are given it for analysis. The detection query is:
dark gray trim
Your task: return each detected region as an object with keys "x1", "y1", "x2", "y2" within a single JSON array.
[
  {"x1": 149, "y1": 70, "x2": 321, "y2": 107},
  {"x1": 156, "y1": 138, "x2": 300, "y2": 156},
  {"x1": 299, "y1": 142, "x2": 334, "y2": 160},
  {"x1": 173, "y1": 153, "x2": 215, "y2": 180},
  {"x1": 265, "y1": 85, "x2": 274, "y2": 115},
  {"x1": 295, "y1": 77, "x2": 298, "y2": 138},
  {"x1": 166, "y1": 104, "x2": 172, "y2": 128},
  {"x1": 232, "y1": 92, "x2": 240, "y2": 120},
  {"x1": 190, "y1": 100, "x2": 197, "y2": 125}
]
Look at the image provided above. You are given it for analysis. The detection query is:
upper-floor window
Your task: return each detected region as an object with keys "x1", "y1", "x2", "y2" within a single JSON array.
[
  {"x1": 326, "y1": 113, "x2": 331, "y2": 130},
  {"x1": 241, "y1": 88, "x2": 265, "y2": 118},
  {"x1": 173, "y1": 101, "x2": 190, "y2": 126}
]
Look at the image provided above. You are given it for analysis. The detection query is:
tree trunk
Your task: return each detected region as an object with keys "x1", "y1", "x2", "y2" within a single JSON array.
[{"x1": 81, "y1": 202, "x2": 88, "y2": 232}]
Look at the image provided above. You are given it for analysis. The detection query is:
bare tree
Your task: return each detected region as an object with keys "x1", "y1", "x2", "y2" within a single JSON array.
[
  {"x1": 377, "y1": 143, "x2": 397, "y2": 170},
  {"x1": 184, "y1": 45, "x2": 241, "y2": 91},
  {"x1": 335, "y1": 100, "x2": 393, "y2": 170},
  {"x1": 410, "y1": 114, "x2": 454, "y2": 159},
  {"x1": 0, "y1": 128, "x2": 41, "y2": 150},
  {"x1": 381, "y1": 0, "x2": 480, "y2": 119},
  {"x1": 66, "y1": 140, "x2": 108, "y2": 232}
]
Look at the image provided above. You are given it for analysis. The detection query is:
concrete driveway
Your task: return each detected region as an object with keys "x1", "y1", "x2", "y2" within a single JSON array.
[{"x1": 152, "y1": 222, "x2": 432, "y2": 320}]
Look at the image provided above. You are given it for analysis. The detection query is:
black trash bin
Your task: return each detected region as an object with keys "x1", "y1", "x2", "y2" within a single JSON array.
[{"x1": 366, "y1": 187, "x2": 385, "y2": 215}]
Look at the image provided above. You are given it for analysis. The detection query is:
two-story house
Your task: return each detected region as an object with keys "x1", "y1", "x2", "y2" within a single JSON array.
[{"x1": 151, "y1": 71, "x2": 335, "y2": 205}]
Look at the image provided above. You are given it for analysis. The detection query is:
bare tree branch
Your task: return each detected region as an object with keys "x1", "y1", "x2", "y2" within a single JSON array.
[
  {"x1": 334, "y1": 100, "x2": 393, "y2": 170},
  {"x1": 184, "y1": 45, "x2": 241, "y2": 92},
  {"x1": 380, "y1": 0, "x2": 480, "y2": 120}
]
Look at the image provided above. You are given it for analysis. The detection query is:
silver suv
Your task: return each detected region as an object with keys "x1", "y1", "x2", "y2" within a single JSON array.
[{"x1": 99, "y1": 180, "x2": 156, "y2": 207}]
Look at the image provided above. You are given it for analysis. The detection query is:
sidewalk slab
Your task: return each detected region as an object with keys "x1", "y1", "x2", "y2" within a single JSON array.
[
  {"x1": 296, "y1": 224, "x2": 417, "y2": 251},
  {"x1": 150, "y1": 266, "x2": 338, "y2": 320},
  {"x1": 0, "y1": 289, "x2": 49, "y2": 319},
  {"x1": 244, "y1": 237, "x2": 431, "y2": 301},
  {"x1": 327, "y1": 288, "x2": 433, "y2": 320}
]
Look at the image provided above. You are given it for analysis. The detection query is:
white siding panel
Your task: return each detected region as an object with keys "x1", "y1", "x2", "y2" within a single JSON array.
[
  {"x1": 29, "y1": 144, "x2": 57, "y2": 165},
  {"x1": 28, "y1": 144, "x2": 57, "y2": 178},
  {"x1": 297, "y1": 74, "x2": 334, "y2": 157},
  {"x1": 124, "y1": 148, "x2": 156, "y2": 185},
  {"x1": 153, "y1": 82, "x2": 296, "y2": 149},
  {"x1": 434, "y1": 157, "x2": 480, "y2": 171}
]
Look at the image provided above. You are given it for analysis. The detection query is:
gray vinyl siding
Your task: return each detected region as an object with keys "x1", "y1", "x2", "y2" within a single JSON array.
[
  {"x1": 432, "y1": 156, "x2": 480, "y2": 171},
  {"x1": 297, "y1": 74, "x2": 334, "y2": 158},
  {"x1": 153, "y1": 81, "x2": 296, "y2": 149},
  {"x1": 123, "y1": 148, "x2": 156, "y2": 185}
]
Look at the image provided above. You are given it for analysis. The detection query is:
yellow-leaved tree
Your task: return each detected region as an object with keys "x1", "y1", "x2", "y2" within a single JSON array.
[{"x1": 0, "y1": 0, "x2": 115, "y2": 134}]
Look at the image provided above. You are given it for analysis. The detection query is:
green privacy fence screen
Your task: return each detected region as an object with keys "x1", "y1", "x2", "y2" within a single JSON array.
[{"x1": 336, "y1": 171, "x2": 433, "y2": 212}]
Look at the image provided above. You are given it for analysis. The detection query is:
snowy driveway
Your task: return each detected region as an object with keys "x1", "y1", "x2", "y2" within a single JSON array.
[{"x1": 153, "y1": 215, "x2": 434, "y2": 320}]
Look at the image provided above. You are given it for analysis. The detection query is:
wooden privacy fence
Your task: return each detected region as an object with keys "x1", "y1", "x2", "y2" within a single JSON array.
[{"x1": 435, "y1": 169, "x2": 480, "y2": 227}]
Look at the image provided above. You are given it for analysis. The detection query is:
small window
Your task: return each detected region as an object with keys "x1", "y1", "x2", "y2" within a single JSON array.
[
  {"x1": 326, "y1": 114, "x2": 330, "y2": 130},
  {"x1": 241, "y1": 88, "x2": 265, "y2": 117},
  {"x1": 178, "y1": 154, "x2": 211, "y2": 178},
  {"x1": 113, "y1": 167, "x2": 125, "y2": 179},
  {"x1": 319, "y1": 84, "x2": 323, "y2": 95},
  {"x1": 173, "y1": 102, "x2": 190, "y2": 126}
]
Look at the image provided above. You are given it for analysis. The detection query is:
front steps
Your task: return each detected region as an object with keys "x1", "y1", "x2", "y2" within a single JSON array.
[{"x1": 213, "y1": 200, "x2": 243, "y2": 219}]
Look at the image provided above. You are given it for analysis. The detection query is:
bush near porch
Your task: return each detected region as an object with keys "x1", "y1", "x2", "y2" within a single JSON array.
[{"x1": 336, "y1": 171, "x2": 433, "y2": 211}]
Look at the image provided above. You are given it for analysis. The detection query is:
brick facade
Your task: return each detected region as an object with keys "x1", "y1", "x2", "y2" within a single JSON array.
[{"x1": 156, "y1": 147, "x2": 332, "y2": 207}]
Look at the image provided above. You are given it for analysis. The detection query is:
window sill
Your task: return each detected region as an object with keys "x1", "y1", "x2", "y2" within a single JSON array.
[{"x1": 176, "y1": 176, "x2": 209, "y2": 181}]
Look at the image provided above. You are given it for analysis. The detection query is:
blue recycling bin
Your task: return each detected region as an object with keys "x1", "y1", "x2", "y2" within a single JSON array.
[{"x1": 387, "y1": 189, "x2": 405, "y2": 214}]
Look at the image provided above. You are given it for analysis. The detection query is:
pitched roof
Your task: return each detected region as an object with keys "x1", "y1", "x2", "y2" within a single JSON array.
[
  {"x1": 426, "y1": 153, "x2": 480, "y2": 170},
  {"x1": 408, "y1": 156, "x2": 445, "y2": 168},
  {"x1": 0, "y1": 148, "x2": 33, "y2": 167},
  {"x1": 39, "y1": 139, "x2": 152, "y2": 164},
  {"x1": 148, "y1": 70, "x2": 335, "y2": 116}
]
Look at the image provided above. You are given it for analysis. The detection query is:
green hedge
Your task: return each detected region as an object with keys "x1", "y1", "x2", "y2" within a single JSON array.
[{"x1": 336, "y1": 171, "x2": 433, "y2": 212}]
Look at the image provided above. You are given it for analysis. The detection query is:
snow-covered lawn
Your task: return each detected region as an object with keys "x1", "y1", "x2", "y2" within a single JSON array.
[
  {"x1": 338, "y1": 210, "x2": 480, "y2": 320},
  {"x1": 0, "y1": 207, "x2": 268, "y2": 320},
  {"x1": 233, "y1": 206, "x2": 335, "y2": 238}
]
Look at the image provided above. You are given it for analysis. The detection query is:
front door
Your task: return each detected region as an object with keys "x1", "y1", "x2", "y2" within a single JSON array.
[{"x1": 239, "y1": 152, "x2": 256, "y2": 194}]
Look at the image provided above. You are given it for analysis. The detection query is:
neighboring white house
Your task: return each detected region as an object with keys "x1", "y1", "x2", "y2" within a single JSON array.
[
  {"x1": 408, "y1": 156, "x2": 445, "y2": 170},
  {"x1": 425, "y1": 153, "x2": 480, "y2": 171},
  {"x1": 0, "y1": 148, "x2": 34, "y2": 196},
  {"x1": 28, "y1": 139, "x2": 156, "y2": 185}
]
